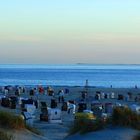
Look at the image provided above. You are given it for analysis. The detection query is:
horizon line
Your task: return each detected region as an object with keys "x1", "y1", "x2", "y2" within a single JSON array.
[{"x1": 0, "y1": 63, "x2": 140, "y2": 65}]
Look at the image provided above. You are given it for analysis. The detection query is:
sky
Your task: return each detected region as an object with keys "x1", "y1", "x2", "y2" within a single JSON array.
[{"x1": 0, "y1": 0, "x2": 140, "y2": 64}]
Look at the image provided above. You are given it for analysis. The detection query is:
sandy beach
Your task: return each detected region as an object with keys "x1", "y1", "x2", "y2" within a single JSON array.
[{"x1": 0, "y1": 86, "x2": 140, "y2": 140}]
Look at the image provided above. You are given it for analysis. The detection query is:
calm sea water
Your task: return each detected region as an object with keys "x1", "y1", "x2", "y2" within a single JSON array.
[{"x1": 0, "y1": 64, "x2": 140, "y2": 87}]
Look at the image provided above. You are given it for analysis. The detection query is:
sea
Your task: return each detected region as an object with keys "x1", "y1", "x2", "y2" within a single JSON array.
[{"x1": 0, "y1": 64, "x2": 140, "y2": 88}]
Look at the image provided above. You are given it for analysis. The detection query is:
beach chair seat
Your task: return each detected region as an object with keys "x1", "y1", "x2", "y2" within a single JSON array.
[
  {"x1": 41, "y1": 102, "x2": 47, "y2": 108},
  {"x1": 118, "y1": 94, "x2": 124, "y2": 100},
  {"x1": 1, "y1": 97, "x2": 10, "y2": 107},
  {"x1": 61, "y1": 102, "x2": 68, "y2": 111},
  {"x1": 29, "y1": 89, "x2": 34, "y2": 96},
  {"x1": 10, "y1": 99, "x2": 16, "y2": 109},
  {"x1": 51, "y1": 99, "x2": 57, "y2": 108},
  {"x1": 41, "y1": 108, "x2": 48, "y2": 114},
  {"x1": 78, "y1": 102, "x2": 87, "y2": 112},
  {"x1": 40, "y1": 114, "x2": 49, "y2": 121}
]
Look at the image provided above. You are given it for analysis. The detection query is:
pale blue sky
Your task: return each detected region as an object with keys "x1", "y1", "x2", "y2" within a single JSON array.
[{"x1": 0, "y1": 0, "x2": 140, "y2": 64}]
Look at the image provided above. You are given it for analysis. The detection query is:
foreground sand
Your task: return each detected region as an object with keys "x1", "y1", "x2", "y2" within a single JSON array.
[
  {"x1": 1, "y1": 86, "x2": 140, "y2": 140},
  {"x1": 12, "y1": 127, "x2": 138, "y2": 140},
  {"x1": 64, "y1": 127, "x2": 139, "y2": 140}
]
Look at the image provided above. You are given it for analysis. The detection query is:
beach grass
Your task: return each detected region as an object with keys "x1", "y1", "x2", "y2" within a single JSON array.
[
  {"x1": 70, "y1": 107, "x2": 140, "y2": 135},
  {"x1": 0, "y1": 110, "x2": 41, "y2": 136},
  {"x1": 0, "y1": 111, "x2": 25, "y2": 129},
  {"x1": 112, "y1": 107, "x2": 140, "y2": 130},
  {"x1": 69, "y1": 114, "x2": 105, "y2": 134},
  {"x1": 0, "y1": 130, "x2": 14, "y2": 140}
]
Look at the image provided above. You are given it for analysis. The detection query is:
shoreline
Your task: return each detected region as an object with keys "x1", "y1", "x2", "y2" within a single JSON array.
[{"x1": 0, "y1": 84, "x2": 139, "y2": 89}]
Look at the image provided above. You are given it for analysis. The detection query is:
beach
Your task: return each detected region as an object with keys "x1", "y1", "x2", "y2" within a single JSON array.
[
  {"x1": 0, "y1": 0, "x2": 139, "y2": 139},
  {"x1": 0, "y1": 85, "x2": 140, "y2": 140}
]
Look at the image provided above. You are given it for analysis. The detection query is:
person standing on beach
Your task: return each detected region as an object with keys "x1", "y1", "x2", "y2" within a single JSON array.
[
  {"x1": 85, "y1": 79, "x2": 89, "y2": 92},
  {"x1": 58, "y1": 90, "x2": 64, "y2": 103}
]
